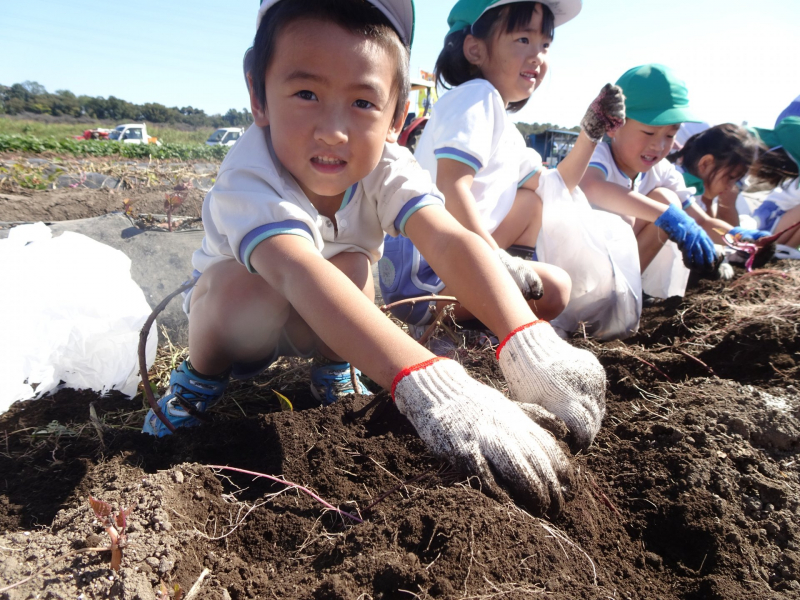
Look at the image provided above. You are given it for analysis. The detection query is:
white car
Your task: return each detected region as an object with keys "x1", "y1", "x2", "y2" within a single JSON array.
[
  {"x1": 108, "y1": 124, "x2": 161, "y2": 145},
  {"x1": 206, "y1": 127, "x2": 244, "y2": 147}
]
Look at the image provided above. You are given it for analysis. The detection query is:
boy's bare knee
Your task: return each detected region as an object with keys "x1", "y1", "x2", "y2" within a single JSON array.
[
  {"x1": 192, "y1": 259, "x2": 290, "y2": 328},
  {"x1": 647, "y1": 187, "x2": 679, "y2": 206},
  {"x1": 328, "y1": 251, "x2": 375, "y2": 301},
  {"x1": 531, "y1": 264, "x2": 571, "y2": 321}
]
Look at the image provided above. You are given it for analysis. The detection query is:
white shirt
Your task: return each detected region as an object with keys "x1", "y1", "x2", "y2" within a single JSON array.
[
  {"x1": 414, "y1": 79, "x2": 542, "y2": 233},
  {"x1": 752, "y1": 178, "x2": 800, "y2": 233},
  {"x1": 193, "y1": 125, "x2": 443, "y2": 274},
  {"x1": 588, "y1": 142, "x2": 695, "y2": 208}
]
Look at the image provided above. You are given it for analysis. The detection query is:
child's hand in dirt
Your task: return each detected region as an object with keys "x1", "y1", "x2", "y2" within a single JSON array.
[
  {"x1": 655, "y1": 204, "x2": 718, "y2": 271},
  {"x1": 497, "y1": 321, "x2": 606, "y2": 452},
  {"x1": 581, "y1": 83, "x2": 626, "y2": 143},
  {"x1": 393, "y1": 358, "x2": 572, "y2": 515},
  {"x1": 496, "y1": 249, "x2": 544, "y2": 300},
  {"x1": 727, "y1": 226, "x2": 771, "y2": 242}
]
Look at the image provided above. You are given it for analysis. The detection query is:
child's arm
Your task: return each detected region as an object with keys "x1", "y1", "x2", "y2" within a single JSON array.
[
  {"x1": 581, "y1": 168, "x2": 718, "y2": 270},
  {"x1": 437, "y1": 159, "x2": 544, "y2": 299},
  {"x1": 581, "y1": 167, "x2": 673, "y2": 221},
  {"x1": 436, "y1": 158, "x2": 499, "y2": 249},
  {"x1": 405, "y1": 204, "x2": 606, "y2": 451},
  {"x1": 529, "y1": 84, "x2": 626, "y2": 193},
  {"x1": 686, "y1": 202, "x2": 770, "y2": 243},
  {"x1": 249, "y1": 234, "x2": 570, "y2": 512},
  {"x1": 250, "y1": 236, "x2": 428, "y2": 388}
]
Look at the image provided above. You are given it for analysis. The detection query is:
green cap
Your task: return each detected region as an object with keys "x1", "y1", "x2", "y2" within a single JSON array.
[
  {"x1": 753, "y1": 116, "x2": 800, "y2": 165},
  {"x1": 615, "y1": 64, "x2": 701, "y2": 127},
  {"x1": 447, "y1": 0, "x2": 581, "y2": 36}
]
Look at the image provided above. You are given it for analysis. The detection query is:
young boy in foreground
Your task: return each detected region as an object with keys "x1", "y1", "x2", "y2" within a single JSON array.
[{"x1": 143, "y1": 0, "x2": 606, "y2": 514}]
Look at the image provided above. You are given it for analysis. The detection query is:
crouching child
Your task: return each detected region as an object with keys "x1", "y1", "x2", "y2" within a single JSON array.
[{"x1": 143, "y1": 0, "x2": 607, "y2": 514}]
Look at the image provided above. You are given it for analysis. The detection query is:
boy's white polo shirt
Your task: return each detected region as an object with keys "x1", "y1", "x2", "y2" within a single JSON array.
[
  {"x1": 193, "y1": 125, "x2": 443, "y2": 274},
  {"x1": 414, "y1": 78, "x2": 542, "y2": 233},
  {"x1": 588, "y1": 142, "x2": 695, "y2": 207}
]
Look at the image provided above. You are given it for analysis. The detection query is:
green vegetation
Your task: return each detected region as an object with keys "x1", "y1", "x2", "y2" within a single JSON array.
[
  {"x1": 0, "y1": 80, "x2": 252, "y2": 128},
  {"x1": 0, "y1": 134, "x2": 228, "y2": 161}
]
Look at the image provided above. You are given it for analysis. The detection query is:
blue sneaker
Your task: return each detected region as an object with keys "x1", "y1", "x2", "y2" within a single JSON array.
[
  {"x1": 309, "y1": 361, "x2": 372, "y2": 406},
  {"x1": 142, "y1": 361, "x2": 228, "y2": 437}
]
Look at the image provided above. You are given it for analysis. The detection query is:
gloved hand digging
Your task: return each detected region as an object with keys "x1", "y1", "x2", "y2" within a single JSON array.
[
  {"x1": 393, "y1": 357, "x2": 572, "y2": 515},
  {"x1": 497, "y1": 321, "x2": 606, "y2": 451},
  {"x1": 728, "y1": 226, "x2": 771, "y2": 241},
  {"x1": 581, "y1": 83, "x2": 626, "y2": 143},
  {"x1": 496, "y1": 248, "x2": 544, "y2": 300},
  {"x1": 654, "y1": 204, "x2": 718, "y2": 271}
]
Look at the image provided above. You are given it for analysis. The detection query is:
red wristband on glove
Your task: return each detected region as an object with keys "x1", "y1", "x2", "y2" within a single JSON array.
[
  {"x1": 390, "y1": 356, "x2": 448, "y2": 401},
  {"x1": 495, "y1": 320, "x2": 547, "y2": 360}
]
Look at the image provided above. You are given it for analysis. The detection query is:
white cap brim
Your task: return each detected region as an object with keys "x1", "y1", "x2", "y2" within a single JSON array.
[
  {"x1": 480, "y1": 0, "x2": 581, "y2": 28},
  {"x1": 256, "y1": 0, "x2": 415, "y2": 46}
]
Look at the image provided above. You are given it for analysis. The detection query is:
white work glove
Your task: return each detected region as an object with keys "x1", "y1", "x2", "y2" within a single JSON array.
[
  {"x1": 393, "y1": 358, "x2": 571, "y2": 515},
  {"x1": 496, "y1": 248, "x2": 544, "y2": 301},
  {"x1": 497, "y1": 321, "x2": 606, "y2": 451},
  {"x1": 580, "y1": 83, "x2": 626, "y2": 143}
]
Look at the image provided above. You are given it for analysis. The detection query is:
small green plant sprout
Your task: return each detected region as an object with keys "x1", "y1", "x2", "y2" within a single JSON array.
[
  {"x1": 88, "y1": 496, "x2": 132, "y2": 572},
  {"x1": 164, "y1": 180, "x2": 193, "y2": 232},
  {"x1": 273, "y1": 389, "x2": 294, "y2": 411}
]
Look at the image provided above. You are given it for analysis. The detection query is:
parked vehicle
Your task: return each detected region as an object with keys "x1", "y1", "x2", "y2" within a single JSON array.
[
  {"x1": 527, "y1": 129, "x2": 578, "y2": 166},
  {"x1": 107, "y1": 124, "x2": 161, "y2": 145},
  {"x1": 206, "y1": 127, "x2": 244, "y2": 147},
  {"x1": 74, "y1": 128, "x2": 112, "y2": 141},
  {"x1": 398, "y1": 79, "x2": 435, "y2": 153}
]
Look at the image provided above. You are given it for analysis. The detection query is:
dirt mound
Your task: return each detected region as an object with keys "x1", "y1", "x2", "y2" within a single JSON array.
[
  {"x1": 0, "y1": 175, "x2": 800, "y2": 600},
  {"x1": 1, "y1": 264, "x2": 799, "y2": 598}
]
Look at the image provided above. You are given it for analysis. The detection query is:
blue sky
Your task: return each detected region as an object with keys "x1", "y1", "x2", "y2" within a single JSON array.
[{"x1": 1, "y1": 0, "x2": 797, "y2": 129}]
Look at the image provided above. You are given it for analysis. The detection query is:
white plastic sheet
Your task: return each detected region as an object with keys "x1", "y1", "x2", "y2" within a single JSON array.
[
  {"x1": 535, "y1": 169, "x2": 642, "y2": 340},
  {"x1": 640, "y1": 240, "x2": 690, "y2": 299},
  {"x1": 0, "y1": 223, "x2": 157, "y2": 412}
]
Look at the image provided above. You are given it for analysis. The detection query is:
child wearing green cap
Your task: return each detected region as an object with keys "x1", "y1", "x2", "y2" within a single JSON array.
[
  {"x1": 379, "y1": 0, "x2": 634, "y2": 337},
  {"x1": 581, "y1": 64, "x2": 773, "y2": 297},
  {"x1": 142, "y1": 0, "x2": 608, "y2": 514},
  {"x1": 748, "y1": 117, "x2": 800, "y2": 253}
]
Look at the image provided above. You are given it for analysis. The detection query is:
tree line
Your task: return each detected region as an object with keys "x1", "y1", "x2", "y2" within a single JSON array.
[{"x1": 0, "y1": 81, "x2": 253, "y2": 128}]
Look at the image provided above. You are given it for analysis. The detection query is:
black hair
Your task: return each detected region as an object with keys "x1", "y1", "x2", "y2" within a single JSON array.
[
  {"x1": 434, "y1": 2, "x2": 555, "y2": 113},
  {"x1": 750, "y1": 146, "x2": 799, "y2": 188},
  {"x1": 668, "y1": 123, "x2": 758, "y2": 186},
  {"x1": 246, "y1": 0, "x2": 410, "y2": 125}
]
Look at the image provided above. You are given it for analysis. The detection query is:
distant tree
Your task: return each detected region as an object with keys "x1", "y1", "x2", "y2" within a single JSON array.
[
  {"x1": 0, "y1": 81, "x2": 254, "y2": 129},
  {"x1": 21, "y1": 81, "x2": 47, "y2": 96},
  {"x1": 222, "y1": 108, "x2": 253, "y2": 127},
  {"x1": 52, "y1": 90, "x2": 81, "y2": 117},
  {"x1": 140, "y1": 102, "x2": 172, "y2": 123}
]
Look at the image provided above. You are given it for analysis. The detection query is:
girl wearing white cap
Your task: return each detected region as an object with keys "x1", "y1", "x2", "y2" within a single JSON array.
[{"x1": 379, "y1": 0, "x2": 630, "y2": 336}]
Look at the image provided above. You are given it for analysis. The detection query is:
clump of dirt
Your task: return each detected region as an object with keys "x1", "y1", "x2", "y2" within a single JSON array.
[{"x1": 1, "y1": 263, "x2": 798, "y2": 598}]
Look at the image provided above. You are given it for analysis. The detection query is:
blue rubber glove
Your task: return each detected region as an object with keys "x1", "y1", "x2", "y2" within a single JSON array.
[
  {"x1": 654, "y1": 204, "x2": 717, "y2": 270},
  {"x1": 728, "y1": 227, "x2": 771, "y2": 241}
]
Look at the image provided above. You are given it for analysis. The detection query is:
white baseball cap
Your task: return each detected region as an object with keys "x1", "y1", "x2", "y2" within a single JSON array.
[
  {"x1": 447, "y1": 0, "x2": 581, "y2": 35},
  {"x1": 256, "y1": 0, "x2": 415, "y2": 47}
]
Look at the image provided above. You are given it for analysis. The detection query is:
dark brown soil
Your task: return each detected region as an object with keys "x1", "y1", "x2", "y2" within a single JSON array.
[{"x1": 1, "y1": 161, "x2": 799, "y2": 599}]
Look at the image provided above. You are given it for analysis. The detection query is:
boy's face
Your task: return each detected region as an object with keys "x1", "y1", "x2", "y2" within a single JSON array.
[
  {"x1": 250, "y1": 19, "x2": 403, "y2": 206},
  {"x1": 609, "y1": 119, "x2": 680, "y2": 178},
  {"x1": 465, "y1": 5, "x2": 551, "y2": 105}
]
